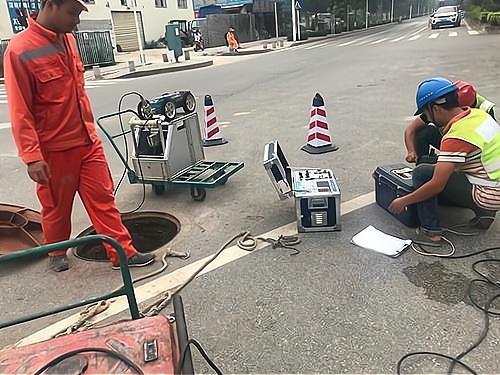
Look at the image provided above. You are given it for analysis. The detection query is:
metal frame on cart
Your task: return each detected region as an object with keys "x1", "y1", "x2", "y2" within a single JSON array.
[{"x1": 96, "y1": 110, "x2": 244, "y2": 201}]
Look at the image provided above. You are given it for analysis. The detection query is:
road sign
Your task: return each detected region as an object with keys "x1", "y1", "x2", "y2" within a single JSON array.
[{"x1": 295, "y1": 0, "x2": 303, "y2": 10}]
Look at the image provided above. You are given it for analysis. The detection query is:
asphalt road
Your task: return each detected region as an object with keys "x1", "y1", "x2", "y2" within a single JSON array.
[{"x1": 1, "y1": 18, "x2": 500, "y2": 373}]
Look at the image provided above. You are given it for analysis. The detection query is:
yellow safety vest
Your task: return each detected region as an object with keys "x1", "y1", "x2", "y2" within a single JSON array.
[
  {"x1": 444, "y1": 108, "x2": 500, "y2": 185},
  {"x1": 476, "y1": 94, "x2": 495, "y2": 113}
]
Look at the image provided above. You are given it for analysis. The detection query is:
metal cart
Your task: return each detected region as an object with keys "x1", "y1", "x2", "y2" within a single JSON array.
[
  {"x1": 0, "y1": 235, "x2": 194, "y2": 374},
  {"x1": 97, "y1": 111, "x2": 244, "y2": 201}
]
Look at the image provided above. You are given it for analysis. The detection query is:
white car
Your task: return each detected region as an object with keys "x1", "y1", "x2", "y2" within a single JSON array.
[{"x1": 429, "y1": 6, "x2": 461, "y2": 29}]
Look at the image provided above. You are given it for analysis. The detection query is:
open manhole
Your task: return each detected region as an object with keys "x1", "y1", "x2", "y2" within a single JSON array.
[{"x1": 72, "y1": 211, "x2": 180, "y2": 262}]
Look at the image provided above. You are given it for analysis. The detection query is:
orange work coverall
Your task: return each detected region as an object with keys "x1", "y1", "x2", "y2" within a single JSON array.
[{"x1": 4, "y1": 18, "x2": 137, "y2": 264}]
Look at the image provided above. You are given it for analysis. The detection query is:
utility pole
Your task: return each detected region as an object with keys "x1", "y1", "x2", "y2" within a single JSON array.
[
  {"x1": 346, "y1": 2, "x2": 349, "y2": 32},
  {"x1": 291, "y1": 0, "x2": 297, "y2": 42},
  {"x1": 409, "y1": 3, "x2": 412, "y2": 19},
  {"x1": 390, "y1": 0, "x2": 394, "y2": 23},
  {"x1": 131, "y1": 0, "x2": 145, "y2": 64},
  {"x1": 365, "y1": 0, "x2": 369, "y2": 29},
  {"x1": 274, "y1": 1, "x2": 279, "y2": 41}
]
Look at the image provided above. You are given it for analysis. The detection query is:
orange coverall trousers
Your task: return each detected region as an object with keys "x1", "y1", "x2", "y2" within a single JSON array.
[{"x1": 37, "y1": 141, "x2": 136, "y2": 264}]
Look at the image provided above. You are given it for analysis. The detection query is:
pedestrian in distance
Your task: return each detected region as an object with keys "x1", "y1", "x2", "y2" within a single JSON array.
[
  {"x1": 4, "y1": 0, "x2": 156, "y2": 272},
  {"x1": 225, "y1": 26, "x2": 239, "y2": 54}
]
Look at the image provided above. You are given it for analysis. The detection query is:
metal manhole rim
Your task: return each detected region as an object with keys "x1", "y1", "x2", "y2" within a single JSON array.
[{"x1": 71, "y1": 211, "x2": 181, "y2": 262}]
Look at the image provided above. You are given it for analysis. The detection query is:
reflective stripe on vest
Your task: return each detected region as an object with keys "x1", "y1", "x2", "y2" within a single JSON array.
[
  {"x1": 443, "y1": 108, "x2": 500, "y2": 182},
  {"x1": 476, "y1": 94, "x2": 495, "y2": 113}
]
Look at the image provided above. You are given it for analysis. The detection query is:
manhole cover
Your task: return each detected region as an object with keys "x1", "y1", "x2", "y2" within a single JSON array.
[{"x1": 72, "y1": 211, "x2": 180, "y2": 262}]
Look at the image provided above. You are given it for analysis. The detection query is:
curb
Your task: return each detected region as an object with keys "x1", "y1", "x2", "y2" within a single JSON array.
[
  {"x1": 103, "y1": 60, "x2": 213, "y2": 79},
  {"x1": 218, "y1": 49, "x2": 272, "y2": 56}
]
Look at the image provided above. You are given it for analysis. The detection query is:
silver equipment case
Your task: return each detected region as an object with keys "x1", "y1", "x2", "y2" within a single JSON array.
[{"x1": 263, "y1": 141, "x2": 341, "y2": 233}]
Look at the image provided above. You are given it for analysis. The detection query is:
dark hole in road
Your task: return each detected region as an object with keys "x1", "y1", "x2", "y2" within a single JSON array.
[{"x1": 72, "y1": 211, "x2": 180, "y2": 262}]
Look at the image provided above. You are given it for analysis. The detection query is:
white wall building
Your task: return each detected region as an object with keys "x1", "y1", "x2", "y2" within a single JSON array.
[{"x1": 0, "y1": 0, "x2": 195, "y2": 51}]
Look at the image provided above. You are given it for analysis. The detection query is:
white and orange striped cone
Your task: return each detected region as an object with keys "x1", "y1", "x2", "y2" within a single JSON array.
[
  {"x1": 202, "y1": 95, "x2": 228, "y2": 147},
  {"x1": 301, "y1": 93, "x2": 338, "y2": 154}
]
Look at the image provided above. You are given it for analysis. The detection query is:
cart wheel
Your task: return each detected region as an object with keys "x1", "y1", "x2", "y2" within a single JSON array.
[
  {"x1": 182, "y1": 93, "x2": 196, "y2": 114},
  {"x1": 173, "y1": 295, "x2": 194, "y2": 375},
  {"x1": 190, "y1": 187, "x2": 206, "y2": 201},
  {"x1": 164, "y1": 101, "x2": 177, "y2": 122},
  {"x1": 153, "y1": 184, "x2": 165, "y2": 196}
]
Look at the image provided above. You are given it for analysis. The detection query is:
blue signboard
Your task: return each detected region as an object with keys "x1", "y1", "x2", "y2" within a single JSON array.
[
  {"x1": 6, "y1": 0, "x2": 40, "y2": 34},
  {"x1": 193, "y1": 0, "x2": 253, "y2": 10}
]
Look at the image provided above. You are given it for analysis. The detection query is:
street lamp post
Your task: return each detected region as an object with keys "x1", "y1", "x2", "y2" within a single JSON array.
[
  {"x1": 365, "y1": 0, "x2": 368, "y2": 29},
  {"x1": 291, "y1": 0, "x2": 297, "y2": 42},
  {"x1": 390, "y1": 0, "x2": 394, "y2": 23},
  {"x1": 130, "y1": 0, "x2": 145, "y2": 64}
]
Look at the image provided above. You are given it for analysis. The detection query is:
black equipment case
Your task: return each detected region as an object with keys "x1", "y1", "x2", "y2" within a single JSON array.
[{"x1": 372, "y1": 164, "x2": 419, "y2": 228}]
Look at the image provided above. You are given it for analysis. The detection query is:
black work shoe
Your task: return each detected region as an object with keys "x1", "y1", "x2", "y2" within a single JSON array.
[
  {"x1": 112, "y1": 253, "x2": 156, "y2": 270},
  {"x1": 48, "y1": 255, "x2": 69, "y2": 272}
]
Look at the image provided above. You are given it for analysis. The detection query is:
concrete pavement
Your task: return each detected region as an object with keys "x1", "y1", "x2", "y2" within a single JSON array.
[{"x1": 1, "y1": 18, "x2": 499, "y2": 373}]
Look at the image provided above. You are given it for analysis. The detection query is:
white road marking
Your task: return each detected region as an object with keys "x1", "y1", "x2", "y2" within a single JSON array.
[
  {"x1": 409, "y1": 35, "x2": 422, "y2": 41},
  {"x1": 0, "y1": 122, "x2": 11, "y2": 129},
  {"x1": 390, "y1": 36, "x2": 406, "y2": 42},
  {"x1": 0, "y1": 100, "x2": 7, "y2": 104},
  {"x1": 338, "y1": 39, "x2": 360, "y2": 47},
  {"x1": 370, "y1": 38, "x2": 388, "y2": 45},
  {"x1": 429, "y1": 33, "x2": 439, "y2": 39},
  {"x1": 17, "y1": 191, "x2": 376, "y2": 347},
  {"x1": 467, "y1": 30, "x2": 479, "y2": 35},
  {"x1": 305, "y1": 42, "x2": 329, "y2": 50},
  {"x1": 233, "y1": 112, "x2": 251, "y2": 116},
  {"x1": 449, "y1": 31, "x2": 458, "y2": 37},
  {"x1": 355, "y1": 39, "x2": 372, "y2": 46},
  {"x1": 218, "y1": 121, "x2": 231, "y2": 125}
]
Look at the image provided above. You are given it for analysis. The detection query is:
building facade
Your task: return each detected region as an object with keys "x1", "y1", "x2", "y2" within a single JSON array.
[{"x1": 0, "y1": 0, "x2": 195, "y2": 51}]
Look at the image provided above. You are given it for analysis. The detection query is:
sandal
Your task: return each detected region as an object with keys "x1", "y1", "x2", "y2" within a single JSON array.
[{"x1": 413, "y1": 228, "x2": 444, "y2": 248}]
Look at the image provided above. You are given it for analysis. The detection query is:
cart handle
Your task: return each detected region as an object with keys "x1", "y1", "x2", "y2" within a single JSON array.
[
  {"x1": 0, "y1": 234, "x2": 140, "y2": 330},
  {"x1": 96, "y1": 109, "x2": 142, "y2": 174}
]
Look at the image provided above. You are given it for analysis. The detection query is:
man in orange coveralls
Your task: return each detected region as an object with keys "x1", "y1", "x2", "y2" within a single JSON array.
[{"x1": 4, "y1": 0, "x2": 155, "y2": 272}]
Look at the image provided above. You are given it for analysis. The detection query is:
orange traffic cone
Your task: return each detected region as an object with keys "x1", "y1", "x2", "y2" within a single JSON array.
[
  {"x1": 301, "y1": 93, "x2": 338, "y2": 154},
  {"x1": 202, "y1": 95, "x2": 227, "y2": 147}
]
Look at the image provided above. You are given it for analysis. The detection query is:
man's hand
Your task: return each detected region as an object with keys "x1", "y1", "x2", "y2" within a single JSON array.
[
  {"x1": 405, "y1": 152, "x2": 417, "y2": 163},
  {"x1": 27, "y1": 160, "x2": 51, "y2": 185},
  {"x1": 389, "y1": 197, "x2": 408, "y2": 214}
]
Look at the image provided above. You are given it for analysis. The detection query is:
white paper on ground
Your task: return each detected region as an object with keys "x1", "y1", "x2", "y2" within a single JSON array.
[{"x1": 351, "y1": 225, "x2": 412, "y2": 257}]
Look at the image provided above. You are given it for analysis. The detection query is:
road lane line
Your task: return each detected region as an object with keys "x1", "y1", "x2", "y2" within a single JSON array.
[
  {"x1": 449, "y1": 31, "x2": 458, "y2": 37},
  {"x1": 467, "y1": 30, "x2": 479, "y2": 35},
  {"x1": 233, "y1": 112, "x2": 251, "y2": 116},
  {"x1": 409, "y1": 35, "x2": 421, "y2": 41},
  {"x1": 390, "y1": 35, "x2": 406, "y2": 42},
  {"x1": 338, "y1": 39, "x2": 360, "y2": 47},
  {"x1": 0, "y1": 122, "x2": 11, "y2": 130},
  {"x1": 17, "y1": 191, "x2": 376, "y2": 347},
  {"x1": 305, "y1": 42, "x2": 329, "y2": 50},
  {"x1": 429, "y1": 33, "x2": 439, "y2": 39},
  {"x1": 369, "y1": 38, "x2": 387, "y2": 45},
  {"x1": 0, "y1": 100, "x2": 7, "y2": 104}
]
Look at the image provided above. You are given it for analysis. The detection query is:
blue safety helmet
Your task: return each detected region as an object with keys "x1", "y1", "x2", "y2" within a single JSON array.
[{"x1": 414, "y1": 77, "x2": 458, "y2": 115}]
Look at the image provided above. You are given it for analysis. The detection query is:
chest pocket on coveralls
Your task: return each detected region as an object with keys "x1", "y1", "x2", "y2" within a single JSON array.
[{"x1": 34, "y1": 65, "x2": 68, "y2": 104}]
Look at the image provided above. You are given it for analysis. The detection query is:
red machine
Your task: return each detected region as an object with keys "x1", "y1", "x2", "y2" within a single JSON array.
[{"x1": 0, "y1": 235, "x2": 194, "y2": 375}]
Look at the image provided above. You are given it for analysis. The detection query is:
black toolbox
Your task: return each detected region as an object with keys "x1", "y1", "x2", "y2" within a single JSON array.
[{"x1": 372, "y1": 164, "x2": 419, "y2": 228}]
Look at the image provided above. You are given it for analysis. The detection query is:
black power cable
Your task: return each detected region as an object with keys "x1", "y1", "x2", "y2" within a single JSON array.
[
  {"x1": 34, "y1": 347, "x2": 144, "y2": 375},
  {"x1": 398, "y1": 245, "x2": 500, "y2": 374},
  {"x1": 177, "y1": 338, "x2": 223, "y2": 375}
]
